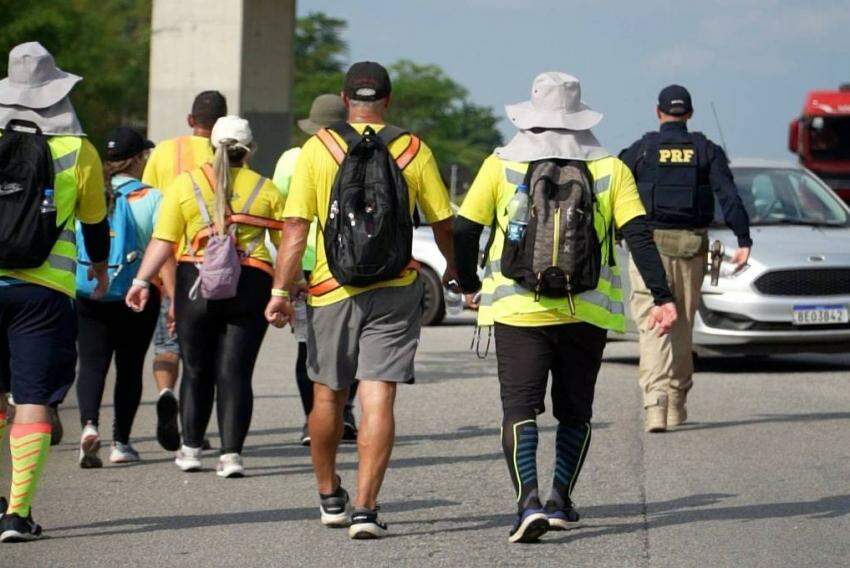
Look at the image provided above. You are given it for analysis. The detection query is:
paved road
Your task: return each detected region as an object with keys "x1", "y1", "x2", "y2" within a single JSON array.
[{"x1": 3, "y1": 315, "x2": 850, "y2": 567}]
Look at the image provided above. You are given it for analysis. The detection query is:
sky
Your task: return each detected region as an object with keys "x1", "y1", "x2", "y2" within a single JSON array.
[{"x1": 297, "y1": 0, "x2": 850, "y2": 161}]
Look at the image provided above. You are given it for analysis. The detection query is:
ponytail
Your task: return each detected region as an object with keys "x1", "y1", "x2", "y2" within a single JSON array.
[{"x1": 211, "y1": 139, "x2": 235, "y2": 236}]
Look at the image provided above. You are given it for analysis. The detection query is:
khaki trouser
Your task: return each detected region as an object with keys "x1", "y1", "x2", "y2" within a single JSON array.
[{"x1": 629, "y1": 232, "x2": 707, "y2": 408}]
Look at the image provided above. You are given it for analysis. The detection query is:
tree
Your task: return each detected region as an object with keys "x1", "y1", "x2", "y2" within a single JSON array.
[
  {"x1": 0, "y1": 0, "x2": 151, "y2": 152},
  {"x1": 292, "y1": 13, "x2": 503, "y2": 185}
]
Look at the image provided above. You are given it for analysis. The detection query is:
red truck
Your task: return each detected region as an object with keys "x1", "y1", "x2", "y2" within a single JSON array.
[{"x1": 789, "y1": 85, "x2": 850, "y2": 203}]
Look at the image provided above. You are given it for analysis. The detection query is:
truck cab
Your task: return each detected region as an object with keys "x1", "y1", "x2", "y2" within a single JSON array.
[{"x1": 789, "y1": 85, "x2": 850, "y2": 203}]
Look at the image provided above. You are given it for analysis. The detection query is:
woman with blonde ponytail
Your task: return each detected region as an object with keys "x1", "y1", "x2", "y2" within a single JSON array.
[{"x1": 127, "y1": 116, "x2": 286, "y2": 478}]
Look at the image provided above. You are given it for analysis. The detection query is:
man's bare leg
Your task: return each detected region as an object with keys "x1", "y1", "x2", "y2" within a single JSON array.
[
  {"x1": 355, "y1": 380, "x2": 397, "y2": 510},
  {"x1": 309, "y1": 383, "x2": 348, "y2": 494}
]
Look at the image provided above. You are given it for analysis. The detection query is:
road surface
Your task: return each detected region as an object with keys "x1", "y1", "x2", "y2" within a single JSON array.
[{"x1": 3, "y1": 315, "x2": 849, "y2": 566}]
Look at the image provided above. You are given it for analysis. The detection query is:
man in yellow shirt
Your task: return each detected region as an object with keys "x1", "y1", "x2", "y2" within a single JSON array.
[
  {"x1": 0, "y1": 42, "x2": 108, "y2": 542},
  {"x1": 141, "y1": 90, "x2": 227, "y2": 452},
  {"x1": 265, "y1": 62, "x2": 456, "y2": 539},
  {"x1": 454, "y1": 73, "x2": 677, "y2": 543}
]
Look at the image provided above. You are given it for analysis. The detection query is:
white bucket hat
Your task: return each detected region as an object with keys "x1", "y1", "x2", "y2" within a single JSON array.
[
  {"x1": 505, "y1": 72, "x2": 602, "y2": 131},
  {"x1": 211, "y1": 115, "x2": 254, "y2": 152},
  {"x1": 0, "y1": 42, "x2": 81, "y2": 109}
]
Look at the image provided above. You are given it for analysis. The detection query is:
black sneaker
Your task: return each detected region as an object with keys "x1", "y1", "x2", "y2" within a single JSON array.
[
  {"x1": 49, "y1": 406, "x2": 63, "y2": 446},
  {"x1": 544, "y1": 499, "x2": 582, "y2": 531},
  {"x1": 156, "y1": 390, "x2": 181, "y2": 451},
  {"x1": 300, "y1": 424, "x2": 311, "y2": 447},
  {"x1": 348, "y1": 506, "x2": 387, "y2": 539},
  {"x1": 0, "y1": 512, "x2": 43, "y2": 542},
  {"x1": 319, "y1": 478, "x2": 351, "y2": 527},
  {"x1": 508, "y1": 506, "x2": 549, "y2": 543},
  {"x1": 341, "y1": 408, "x2": 357, "y2": 445}
]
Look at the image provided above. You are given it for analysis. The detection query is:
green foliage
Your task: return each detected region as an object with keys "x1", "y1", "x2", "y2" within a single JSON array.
[
  {"x1": 292, "y1": 12, "x2": 503, "y2": 185},
  {"x1": 0, "y1": 0, "x2": 151, "y2": 152}
]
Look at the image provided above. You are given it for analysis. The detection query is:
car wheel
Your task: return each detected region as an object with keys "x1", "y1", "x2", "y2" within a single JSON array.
[{"x1": 419, "y1": 266, "x2": 446, "y2": 326}]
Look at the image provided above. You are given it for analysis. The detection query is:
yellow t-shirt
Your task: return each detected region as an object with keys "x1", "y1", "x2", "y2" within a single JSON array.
[
  {"x1": 459, "y1": 154, "x2": 645, "y2": 326},
  {"x1": 284, "y1": 123, "x2": 454, "y2": 306},
  {"x1": 152, "y1": 166, "x2": 285, "y2": 264},
  {"x1": 142, "y1": 135, "x2": 214, "y2": 195}
]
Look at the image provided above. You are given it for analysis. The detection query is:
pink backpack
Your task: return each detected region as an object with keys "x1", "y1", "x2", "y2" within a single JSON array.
[{"x1": 186, "y1": 169, "x2": 267, "y2": 300}]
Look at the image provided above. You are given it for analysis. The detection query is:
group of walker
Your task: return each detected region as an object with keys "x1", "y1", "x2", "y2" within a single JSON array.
[{"x1": 0, "y1": 41, "x2": 750, "y2": 543}]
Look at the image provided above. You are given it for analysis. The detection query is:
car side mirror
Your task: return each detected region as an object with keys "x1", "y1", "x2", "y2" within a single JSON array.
[{"x1": 788, "y1": 120, "x2": 800, "y2": 154}]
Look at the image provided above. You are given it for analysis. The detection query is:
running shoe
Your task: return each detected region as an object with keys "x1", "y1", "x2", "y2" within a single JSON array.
[
  {"x1": 544, "y1": 499, "x2": 582, "y2": 531},
  {"x1": 508, "y1": 506, "x2": 549, "y2": 543},
  {"x1": 156, "y1": 389, "x2": 181, "y2": 451},
  {"x1": 0, "y1": 512, "x2": 42, "y2": 543},
  {"x1": 348, "y1": 506, "x2": 387, "y2": 539},
  {"x1": 319, "y1": 478, "x2": 351, "y2": 528},
  {"x1": 78, "y1": 422, "x2": 102, "y2": 469},
  {"x1": 175, "y1": 445, "x2": 203, "y2": 472},
  {"x1": 109, "y1": 442, "x2": 141, "y2": 464},
  {"x1": 49, "y1": 406, "x2": 63, "y2": 446},
  {"x1": 216, "y1": 453, "x2": 245, "y2": 478},
  {"x1": 300, "y1": 424, "x2": 311, "y2": 446}
]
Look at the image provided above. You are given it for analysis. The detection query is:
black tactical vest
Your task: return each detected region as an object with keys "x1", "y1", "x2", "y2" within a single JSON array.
[{"x1": 634, "y1": 129, "x2": 714, "y2": 228}]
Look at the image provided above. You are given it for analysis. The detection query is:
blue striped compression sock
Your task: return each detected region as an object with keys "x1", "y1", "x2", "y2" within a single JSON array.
[
  {"x1": 550, "y1": 421, "x2": 592, "y2": 507},
  {"x1": 502, "y1": 418, "x2": 540, "y2": 511}
]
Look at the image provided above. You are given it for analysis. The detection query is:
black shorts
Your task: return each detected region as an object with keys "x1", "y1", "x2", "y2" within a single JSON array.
[
  {"x1": 494, "y1": 322, "x2": 607, "y2": 423},
  {"x1": 0, "y1": 283, "x2": 77, "y2": 406}
]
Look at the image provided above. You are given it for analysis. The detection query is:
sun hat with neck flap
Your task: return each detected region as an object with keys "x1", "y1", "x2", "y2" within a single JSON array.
[
  {"x1": 496, "y1": 72, "x2": 609, "y2": 162},
  {"x1": 0, "y1": 41, "x2": 84, "y2": 135}
]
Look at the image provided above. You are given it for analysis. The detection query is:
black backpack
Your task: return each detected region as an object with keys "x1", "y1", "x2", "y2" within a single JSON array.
[
  {"x1": 0, "y1": 120, "x2": 61, "y2": 269},
  {"x1": 500, "y1": 159, "x2": 603, "y2": 309},
  {"x1": 316, "y1": 122, "x2": 420, "y2": 287}
]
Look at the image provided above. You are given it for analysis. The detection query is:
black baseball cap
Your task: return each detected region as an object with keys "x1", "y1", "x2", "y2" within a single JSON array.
[
  {"x1": 658, "y1": 84, "x2": 693, "y2": 116},
  {"x1": 105, "y1": 126, "x2": 155, "y2": 161},
  {"x1": 343, "y1": 61, "x2": 391, "y2": 101}
]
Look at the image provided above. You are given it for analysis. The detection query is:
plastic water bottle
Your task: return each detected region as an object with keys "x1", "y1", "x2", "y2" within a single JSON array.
[
  {"x1": 294, "y1": 295, "x2": 308, "y2": 342},
  {"x1": 506, "y1": 184, "x2": 530, "y2": 243},
  {"x1": 445, "y1": 280, "x2": 464, "y2": 316},
  {"x1": 40, "y1": 188, "x2": 56, "y2": 214}
]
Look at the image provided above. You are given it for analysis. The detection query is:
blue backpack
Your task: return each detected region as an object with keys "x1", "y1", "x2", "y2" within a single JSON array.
[{"x1": 76, "y1": 180, "x2": 145, "y2": 301}]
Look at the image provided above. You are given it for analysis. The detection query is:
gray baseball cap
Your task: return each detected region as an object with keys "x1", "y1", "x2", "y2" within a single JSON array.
[{"x1": 298, "y1": 94, "x2": 346, "y2": 135}]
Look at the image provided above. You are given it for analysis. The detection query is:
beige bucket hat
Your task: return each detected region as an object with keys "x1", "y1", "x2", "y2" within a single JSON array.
[
  {"x1": 505, "y1": 72, "x2": 602, "y2": 131},
  {"x1": 298, "y1": 94, "x2": 346, "y2": 135},
  {"x1": 0, "y1": 42, "x2": 81, "y2": 109}
]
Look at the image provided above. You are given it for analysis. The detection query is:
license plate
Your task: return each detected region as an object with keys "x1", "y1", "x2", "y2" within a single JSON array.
[{"x1": 792, "y1": 304, "x2": 849, "y2": 326}]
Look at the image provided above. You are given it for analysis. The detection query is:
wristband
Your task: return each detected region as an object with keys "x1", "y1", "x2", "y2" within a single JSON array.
[
  {"x1": 132, "y1": 278, "x2": 150, "y2": 289},
  {"x1": 271, "y1": 288, "x2": 290, "y2": 299}
]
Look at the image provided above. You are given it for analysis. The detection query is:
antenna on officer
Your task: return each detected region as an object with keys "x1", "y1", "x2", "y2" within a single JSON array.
[{"x1": 710, "y1": 101, "x2": 729, "y2": 155}]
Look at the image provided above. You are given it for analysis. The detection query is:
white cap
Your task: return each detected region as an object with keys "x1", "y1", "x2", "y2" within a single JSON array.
[{"x1": 211, "y1": 115, "x2": 253, "y2": 151}]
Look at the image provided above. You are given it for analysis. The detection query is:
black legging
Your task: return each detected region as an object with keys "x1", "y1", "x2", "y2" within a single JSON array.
[
  {"x1": 175, "y1": 263, "x2": 271, "y2": 454},
  {"x1": 76, "y1": 290, "x2": 161, "y2": 444}
]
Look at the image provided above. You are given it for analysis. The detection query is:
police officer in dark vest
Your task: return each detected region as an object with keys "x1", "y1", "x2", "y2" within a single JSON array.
[{"x1": 619, "y1": 85, "x2": 752, "y2": 433}]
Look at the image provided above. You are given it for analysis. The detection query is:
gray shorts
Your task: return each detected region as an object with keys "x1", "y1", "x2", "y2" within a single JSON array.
[
  {"x1": 153, "y1": 296, "x2": 181, "y2": 356},
  {"x1": 307, "y1": 279, "x2": 424, "y2": 390}
]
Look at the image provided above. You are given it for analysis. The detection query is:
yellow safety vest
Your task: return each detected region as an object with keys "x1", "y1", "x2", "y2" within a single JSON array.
[
  {"x1": 477, "y1": 156, "x2": 626, "y2": 332},
  {"x1": 0, "y1": 136, "x2": 83, "y2": 297}
]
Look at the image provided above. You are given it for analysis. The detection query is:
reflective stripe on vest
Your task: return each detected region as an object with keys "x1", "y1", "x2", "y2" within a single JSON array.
[
  {"x1": 476, "y1": 156, "x2": 626, "y2": 332},
  {"x1": 0, "y1": 136, "x2": 84, "y2": 297}
]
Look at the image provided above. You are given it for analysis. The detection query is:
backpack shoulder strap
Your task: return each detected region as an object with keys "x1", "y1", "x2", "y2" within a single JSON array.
[
  {"x1": 113, "y1": 179, "x2": 148, "y2": 197},
  {"x1": 240, "y1": 175, "x2": 267, "y2": 214},
  {"x1": 376, "y1": 124, "x2": 406, "y2": 146},
  {"x1": 188, "y1": 170, "x2": 214, "y2": 228}
]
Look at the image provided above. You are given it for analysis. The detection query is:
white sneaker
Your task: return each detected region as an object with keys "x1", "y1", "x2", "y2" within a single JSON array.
[
  {"x1": 175, "y1": 445, "x2": 203, "y2": 472},
  {"x1": 109, "y1": 441, "x2": 140, "y2": 464},
  {"x1": 216, "y1": 453, "x2": 245, "y2": 478},
  {"x1": 78, "y1": 423, "x2": 102, "y2": 469}
]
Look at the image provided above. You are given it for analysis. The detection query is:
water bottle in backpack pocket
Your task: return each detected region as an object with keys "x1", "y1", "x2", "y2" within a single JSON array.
[
  {"x1": 500, "y1": 159, "x2": 603, "y2": 310},
  {"x1": 76, "y1": 180, "x2": 145, "y2": 301}
]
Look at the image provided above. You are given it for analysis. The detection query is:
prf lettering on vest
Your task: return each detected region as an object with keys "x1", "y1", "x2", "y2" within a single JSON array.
[{"x1": 659, "y1": 148, "x2": 696, "y2": 164}]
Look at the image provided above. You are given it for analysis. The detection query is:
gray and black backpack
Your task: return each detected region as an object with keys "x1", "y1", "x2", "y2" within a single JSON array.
[{"x1": 500, "y1": 159, "x2": 603, "y2": 308}]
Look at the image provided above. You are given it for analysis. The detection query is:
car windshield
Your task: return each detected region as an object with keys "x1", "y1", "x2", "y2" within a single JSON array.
[
  {"x1": 721, "y1": 167, "x2": 850, "y2": 227},
  {"x1": 809, "y1": 116, "x2": 850, "y2": 161}
]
